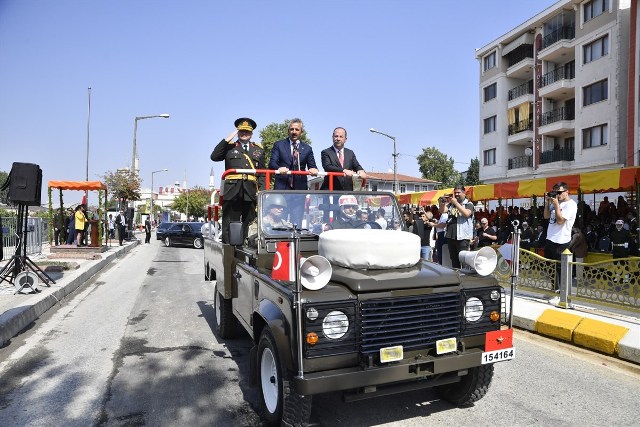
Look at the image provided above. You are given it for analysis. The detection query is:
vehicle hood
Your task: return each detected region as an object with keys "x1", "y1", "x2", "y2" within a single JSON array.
[{"x1": 328, "y1": 261, "x2": 461, "y2": 293}]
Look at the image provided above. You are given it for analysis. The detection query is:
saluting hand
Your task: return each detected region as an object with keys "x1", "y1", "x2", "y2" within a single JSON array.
[{"x1": 225, "y1": 130, "x2": 238, "y2": 142}]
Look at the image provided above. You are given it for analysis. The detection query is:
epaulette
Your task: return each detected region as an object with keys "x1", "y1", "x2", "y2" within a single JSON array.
[
  {"x1": 253, "y1": 142, "x2": 263, "y2": 148},
  {"x1": 228, "y1": 140, "x2": 235, "y2": 145}
]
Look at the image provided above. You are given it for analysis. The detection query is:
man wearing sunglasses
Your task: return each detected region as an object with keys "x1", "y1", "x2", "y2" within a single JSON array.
[{"x1": 543, "y1": 181, "x2": 577, "y2": 290}]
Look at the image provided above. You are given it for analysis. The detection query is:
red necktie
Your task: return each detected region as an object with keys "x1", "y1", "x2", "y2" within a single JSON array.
[{"x1": 338, "y1": 150, "x2": 344, "y2": 167}]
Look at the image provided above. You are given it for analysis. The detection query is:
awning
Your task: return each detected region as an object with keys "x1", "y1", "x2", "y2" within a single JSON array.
[
  {"x1": 48, "y1": 180, "x2": 107, "y2": 191},
  {"x1": 397, "y1": 167, "x2": 640, "y2": 206},
  {"x1": 502, "y1": 32, "x2": 534, "y2": 55}
]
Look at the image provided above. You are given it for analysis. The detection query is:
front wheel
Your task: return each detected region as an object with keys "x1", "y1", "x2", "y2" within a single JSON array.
[
  {"x1": 258, "y1": 329, "x2": 312, "y2": 426},
  {"x1": 435, "y1": 364, "x2": 494, "y2": 406},
  {"x1": 193, "y1": 237, "x2": 203, "y2": 249},
  {"x1": 164, "y1": 236, "x2": 171, "y2": 247}
]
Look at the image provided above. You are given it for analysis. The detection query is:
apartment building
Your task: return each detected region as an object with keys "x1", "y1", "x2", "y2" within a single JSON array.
[{"x1": 476, "y1": 0, "x2": 635, "y2": 183}]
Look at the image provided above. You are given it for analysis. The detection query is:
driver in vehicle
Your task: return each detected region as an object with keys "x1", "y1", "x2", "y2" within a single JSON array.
[
  {"x1": 326, "y1": 195, "x2": 363, "y2": 229},
  {"x1": 262, "y1": 194, "x2": 293, "y2": 232}
]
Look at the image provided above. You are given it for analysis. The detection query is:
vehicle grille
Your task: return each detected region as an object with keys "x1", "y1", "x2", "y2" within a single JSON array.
[{"x1": 358, "y1": 293, "x2": 461, "y2": 355}]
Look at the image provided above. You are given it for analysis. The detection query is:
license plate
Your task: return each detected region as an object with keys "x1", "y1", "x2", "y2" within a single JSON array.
[
  {"x1": 481, "y1": 348, "x2": 515, "y2": 364},
  {"x1": 436, "y1": 337, "x2": 457, "y2": 355},
  {"x1": 380, "y1": 345, "x2": 403, "y2": 363}
]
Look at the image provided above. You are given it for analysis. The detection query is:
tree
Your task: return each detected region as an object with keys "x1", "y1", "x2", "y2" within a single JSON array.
[
  {"x1": 258, "y1": 119, "x2": 313, "y2": 166},
  {"x1": 416, "y1": 147, "x2": 460, "y2": 188},
  {"x1": 465, "y1": 157, "x2": 481, "y2": 186},
  {"x1": 0, "y1": 170, "x2": 8, "y2": 205},
  {"x1": 171, "y1": 186, "x2": 211, "y2": 220},
  {"x1": 102, "y1": 169, "x2": 141, "y2": 209}
]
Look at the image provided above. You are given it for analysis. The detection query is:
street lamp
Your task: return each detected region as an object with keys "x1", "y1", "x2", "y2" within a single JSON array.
[
  {"x1": 131, "y1": 113, "x2": 170, "y2": 174},
  {"x1": 150, "y1": 168, "x2": 168, "y2": 226},
  {"x1": 370, "y1": 128, "x2": 398, "y2": 193}
]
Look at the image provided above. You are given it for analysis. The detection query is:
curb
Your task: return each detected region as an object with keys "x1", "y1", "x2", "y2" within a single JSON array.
[
  {"x1": 513, "y1": 301, "x2": 640, "y2": 364},
  {"x1": 0, "y1": 241, "x2": 139, "y2": 347}
]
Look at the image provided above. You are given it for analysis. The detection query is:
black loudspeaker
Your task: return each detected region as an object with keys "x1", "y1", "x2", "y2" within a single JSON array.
[{"x1": 7, "y1": 162, "x2": 42, "y2": 205}]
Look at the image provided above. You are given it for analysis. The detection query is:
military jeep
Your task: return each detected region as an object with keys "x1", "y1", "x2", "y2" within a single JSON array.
[{"x1": 204, "y1": 182, "x2": 513, "y2": 426}]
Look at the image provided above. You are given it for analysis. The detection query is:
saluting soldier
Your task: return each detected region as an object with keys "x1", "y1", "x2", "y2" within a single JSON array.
[
  {"x1": 211, "y1": 117, "x2": 266, "y2": 243},
  {"x1": 610, "y1": 219, "x2": 631, "y2": 259}
]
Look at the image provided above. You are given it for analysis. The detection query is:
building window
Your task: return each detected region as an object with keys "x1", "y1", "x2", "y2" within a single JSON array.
[
  {"x1": 483, "y1": 51, "x2": 496, "y2": 71},
  {"x1": 483, "y1": 83, "x2": 497, "y2": 102},
  {"x1": 582, "y1": 124, "x2": 608, "y2": 148},
  {"x1": 583, "y1": 35, "x2": 608, "y2": 64},
  {"x1": 483, "y1": 115, "x2": 497, "y2": 134},
  {"x1": 584, "y1": 0, "x2": 609, "y2": 23},
  {"x1": 371, "y1": 183, "x2": 378, "y2": 191},
  {"x1": 583, "y1": 79, "x2": 608, "y2": 106},
  {"x1": 400, "y1": 184, "x2": 407, "y2": 193},
  {"x1": 483, "y1": 148, "x2": 496, "y2": 165}
]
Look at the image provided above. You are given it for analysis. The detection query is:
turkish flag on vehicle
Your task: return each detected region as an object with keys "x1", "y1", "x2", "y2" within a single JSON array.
[
  {"x1": 272, "y1": 241, "x2": 296, "y2": 281},
  {"x1": 485, "y1": 329, "x2": 513, "y2": 352}
]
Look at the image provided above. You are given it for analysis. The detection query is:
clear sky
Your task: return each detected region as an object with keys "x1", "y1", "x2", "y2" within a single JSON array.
[{"x1": 0, "y1": 0, "x2": 557, "y2": 206}]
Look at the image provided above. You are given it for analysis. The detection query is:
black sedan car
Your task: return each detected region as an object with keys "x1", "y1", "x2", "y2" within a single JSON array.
[
  {"x1": 156, "y1": 222, "x2": 174, "y2": 240},
  {"x1": 163, "y1": 222, "x2": 205, "y2": 249}
]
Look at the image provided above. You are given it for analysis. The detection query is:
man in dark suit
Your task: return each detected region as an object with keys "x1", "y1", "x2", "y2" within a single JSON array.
[
  {"x1": 320, "y1": 127, "x2": 366, "y2": 190},
  {"x1": 211, "y1": 117, "x2": 266, "y2": 243},
  {"x1": 268, "y1": 118, "x2": 318, "y2": 190}
]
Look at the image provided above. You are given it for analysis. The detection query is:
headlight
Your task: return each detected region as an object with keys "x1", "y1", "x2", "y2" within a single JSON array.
[
  {"x1": 464, "y1": 297, "x2": 484, "y2": 322},
  {"x1": 306, "y1": 307, "x2": 319, "y2": 321},
  {"x1": 490, "y1": 290, "x2": 500, "y2": 301},
  {"x1": 322, "y1": 310, "x2": 349, "y2": 339}
]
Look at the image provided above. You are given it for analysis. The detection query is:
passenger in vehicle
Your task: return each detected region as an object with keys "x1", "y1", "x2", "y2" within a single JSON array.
[
  {"x1": 326, "y1": 195, "x2": 363, "y2": 229},
  {"x1": 263, "y1": 194, "x2": 293, "y2": 232}
]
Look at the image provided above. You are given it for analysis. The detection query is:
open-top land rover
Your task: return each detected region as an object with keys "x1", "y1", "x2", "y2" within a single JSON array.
[{"x1": 203, "y1": 175, "x2": 514, "y2": 426}]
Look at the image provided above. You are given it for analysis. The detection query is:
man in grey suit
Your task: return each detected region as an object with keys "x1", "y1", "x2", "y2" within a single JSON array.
[{"x1": 320, "y1": 127, "x2": 367, "y2": 190}]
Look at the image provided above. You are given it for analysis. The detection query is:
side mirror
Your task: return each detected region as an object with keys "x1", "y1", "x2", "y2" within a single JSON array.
[{"x1": 229, "y1": 222, "x2": 244, "y2": 246}]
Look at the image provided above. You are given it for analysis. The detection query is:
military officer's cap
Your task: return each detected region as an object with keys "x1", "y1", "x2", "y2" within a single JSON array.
[{"x1": 235, "y1": 117, "x2": 257, "y2": 132}]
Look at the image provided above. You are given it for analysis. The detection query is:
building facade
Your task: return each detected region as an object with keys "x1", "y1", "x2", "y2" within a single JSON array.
[
  {"x1": 364, "y1": 172, "x2": 439, "y2": 193},
  {"x1": 476, "y1": 0, "x2": 636, "y2": 183}
]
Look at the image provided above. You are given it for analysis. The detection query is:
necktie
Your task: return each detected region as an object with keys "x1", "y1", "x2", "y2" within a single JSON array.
[
  {"x1": 290, "y1": 144, "x2": 299, "y2": 188},
  {"x1": 243, "y1": 143, "x2": 248, "y2": 152},
  {"x1": 338, "y1": 149, "x2": 344, "y2": 167}
]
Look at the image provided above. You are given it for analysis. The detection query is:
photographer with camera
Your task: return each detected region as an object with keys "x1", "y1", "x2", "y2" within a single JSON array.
[
  {"x1": 543, "y1": 181, "x2": 577, "y2": 290},
  {"x1": 439, "y1": 185, "x2": 474, "y2": 268}
]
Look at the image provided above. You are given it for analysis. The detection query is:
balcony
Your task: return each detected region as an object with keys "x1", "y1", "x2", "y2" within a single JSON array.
[
  {"x1": 538, "y1": 66, "x2": 575, "y2": 99},
  {"x1": 508, "y1": 80, "x2": 534, "y2": 101},
  {"x1": 508, "y1": 155, "x2": 533, "y2": 170},
  {"x1": 506, "y1": 44, "x2": 534, "y2": 79},
  {"x1": 508, "y1": 119, "x2": 534, "y2": 145},
  {"x1": 539, "y1": 147, "x2": 574, "y2": 164},
  {"x1": 539, "y1": 26, "x2": 575, "y2": 62},
  {"x1": 539, "y1": 106, "x2": 575, "y2": 137}
]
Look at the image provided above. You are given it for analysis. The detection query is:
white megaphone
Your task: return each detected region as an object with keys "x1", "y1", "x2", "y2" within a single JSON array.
[
  {"x1": 458, "y1": 246, "x2": 498, "y2": 276},
  {"x1": 14, "y1": 271, "x2": 40, "y2": 294},
  {"x1": 300, "y1": 255, "x2": 333, "y2": 290}
]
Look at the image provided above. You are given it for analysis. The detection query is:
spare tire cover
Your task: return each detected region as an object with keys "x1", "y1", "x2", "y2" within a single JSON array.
[{"x1": 318, "y1": 229, "x2": 420, "y2": 269}]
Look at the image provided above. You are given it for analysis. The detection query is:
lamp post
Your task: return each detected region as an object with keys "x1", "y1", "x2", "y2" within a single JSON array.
[
  {"x1": 131, "y1": 114, "x2": 170, "y2": 174},
  {"x1": 150, "y1": 169, "x2": 168, "y2": 226},
  {"x1": 370, "y1": 128, "x2": 398, "y2": 193}
]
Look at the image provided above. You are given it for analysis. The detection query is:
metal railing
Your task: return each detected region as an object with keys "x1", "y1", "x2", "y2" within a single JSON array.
[
  {"x1": 539, "y1": 66, "x2": 575, "y2": 88},
  {"x1": 507, "y1": 155, "x2": 533, "y2": 170},
  {"x1": 507, "y1": 44, "x2": 534, "y2": 67},
  {"x1": 508, "y1": 118, "x2": 533, "y2": 135},
  {"x1": 539, "y1": 105, "x2": 575, "y2": 126},
  {"x1": 508, "y1": 80, "x2": 534, "y2": 101},
  {"x1": 0, "y1": 217, "x2": 45, "y2": 261},
  {"x1": 540, "y1": 147, "x2": 575, "y2": 164},
  {"x1": 493, "y1": 249, "x2": 640, "y2": 310},
  {"x1": 541, "y1": 25, "x2": 575, "y2": 50}
]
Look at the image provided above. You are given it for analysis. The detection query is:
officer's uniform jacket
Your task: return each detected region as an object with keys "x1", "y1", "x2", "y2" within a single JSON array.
[
  {"x1": 211, "y1": 139, "x2": 266, "y2": 201},
  {"x1": 610, "y1": 227, "x2": 631, "y2": 258}
]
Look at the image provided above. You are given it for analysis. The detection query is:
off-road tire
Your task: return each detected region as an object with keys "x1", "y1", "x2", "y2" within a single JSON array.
[
  {"x1": 193, "y1": 237, "x2": 203, "y2": 249},
  {"x1": 435, "y1": 364, "x2": 494, "y2": 406},
  {"x1": 214, "y1": 283, "x2": 238, "y2": 339},
  {"x1": 164, "y1": 236, "x2": 171, "y2": 247},
  {"x1": 258, "y1": 328, "x2": 312, "y2": 426}
]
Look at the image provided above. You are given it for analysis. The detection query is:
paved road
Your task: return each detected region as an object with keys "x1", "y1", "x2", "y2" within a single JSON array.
[{"x1": 0, "y1": 244, "x2": 638, "y2": 426}]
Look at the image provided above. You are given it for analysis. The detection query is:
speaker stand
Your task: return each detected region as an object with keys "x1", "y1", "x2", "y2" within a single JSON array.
[{"x1": 0, "y1": 204, "x2": 56, "y2": 292}]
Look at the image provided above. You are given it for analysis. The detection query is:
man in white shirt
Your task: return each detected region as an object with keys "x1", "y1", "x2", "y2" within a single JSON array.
[{"x1": 543, "y1": 181, "x2": 577, "y2": 290}]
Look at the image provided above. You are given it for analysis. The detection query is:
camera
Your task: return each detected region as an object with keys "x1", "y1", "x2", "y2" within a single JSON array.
[
  {"x1": 546, "y1": 191, "x2": 558, "y2": 198},
  {"x1": 438, "y1": 196, "x2": 446, "y2": 203}
]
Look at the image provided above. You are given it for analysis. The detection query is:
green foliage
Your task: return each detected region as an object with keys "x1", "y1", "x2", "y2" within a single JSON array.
[
  {"x1": 0, "y1": 170, "x2": 8, "y2": 205},
  {"x1": 416, "y1": 147, "x2": 459, "y2": 188},
  {"x1": 102, "y1": 169, "x2": 141, "y2": 209},
  {"x1": 465, "y1": 157, "x2": 481, "y2": 186},
  {"x1": 258, "y1": 119, "x2": 312, "y2": 166},
  {"x1": 171, "y1": 186, "x2": 211, "y2": 220},
  {"x1": 0, "y1": 208, "x2": 16, "y2": 217}
]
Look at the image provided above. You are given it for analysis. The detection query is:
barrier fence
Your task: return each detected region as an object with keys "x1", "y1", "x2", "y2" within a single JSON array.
[
  {"x1": 493, "y1": 248, "x2": 640, "y2": 310},
  {"x1": 0, "y1": 216, "x2": 45, "y2": 261}
]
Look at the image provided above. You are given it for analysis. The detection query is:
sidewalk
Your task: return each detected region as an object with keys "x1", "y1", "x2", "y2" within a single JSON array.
[
  {"x1": 0, "y1": 240, "x2": 638, "y2": 365},
  {"x1": 0, "y1": 238, "x2": 140, "y2": 347}
]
